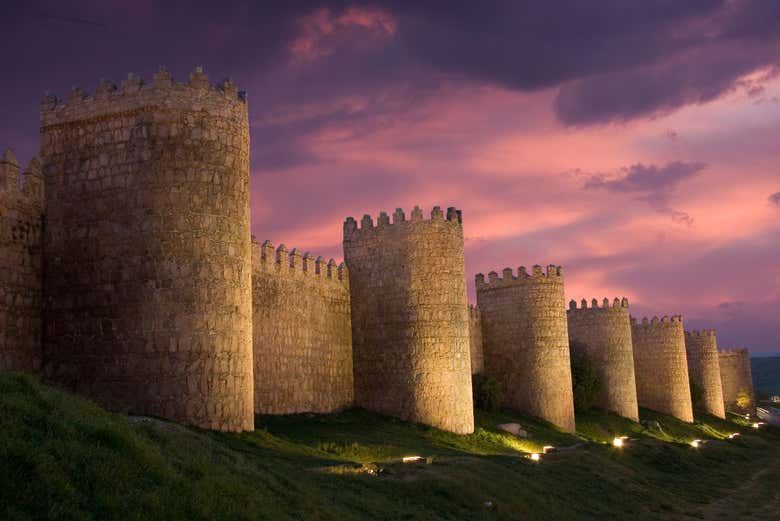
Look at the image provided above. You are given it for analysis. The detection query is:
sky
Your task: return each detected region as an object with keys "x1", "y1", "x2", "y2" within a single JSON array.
[{"x1": 2, "y1": 0, "x2": 779, "y2": 352}]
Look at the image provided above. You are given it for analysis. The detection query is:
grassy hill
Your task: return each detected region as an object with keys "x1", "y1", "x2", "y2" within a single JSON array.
[
  {"x1": 752, "y1": 356, "x2": 780, "y2": 397},
  {"x1": 1, "y1": 372, "x2": 779, "y2": 521}
]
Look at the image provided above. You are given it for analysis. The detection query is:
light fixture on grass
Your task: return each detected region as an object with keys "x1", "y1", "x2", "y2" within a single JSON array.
[
  {"x1": 402, "y1": 456, "x2": 422, "y2": 463},
  {"x1": 529, "y1": 453, "x2": 541, "y2": 462},
  {"x1": 690, "y1": 439, "x2": 702, "y2": 448}
]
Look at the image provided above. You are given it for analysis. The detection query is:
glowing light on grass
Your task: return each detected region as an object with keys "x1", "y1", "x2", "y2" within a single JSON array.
[
  {"x1": 690, "y1": 439, "x2": 702, "y2": 448},
  {"x1": 752, "y1": 422, "x2": 765, "y2": 429},
  {"x1": 728, "y1": 433, "x2": 740, "y2": 439},
  {"x1": 543, "y1": 445, "x2": 555, "y2": 454},
  {"x1": 612, "y1": 437, "x2": 624, "y2": 447},
  {"x1": 402, "y1": 456, "x2": 422, "y2": 463},
  {"x1": 529, "y1": 453, "x2": 541, "y2": 462}
]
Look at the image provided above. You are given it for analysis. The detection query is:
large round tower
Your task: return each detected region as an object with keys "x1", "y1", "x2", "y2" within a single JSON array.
[
  {"x1": 476, "y1": 265, "x2": 575, "y2": 432},
  {"x1": 40, "y1": 67, "x2": 254, "y2": 431},
  {"x1": 631, "y1": 316, "x2": 693, "y2": 422},
  {"x1": 718, "y1": 348, "x2": 754, "y2": 411},
  {"x1": 684, "y1": 330, "x2": 726, "y2": 418},
  {"x1": 568, "y1": 297, "x2": 639, "y2": 422},
  {"x1": 343, "y1": 206, "x2": 474, "y2": 435}
]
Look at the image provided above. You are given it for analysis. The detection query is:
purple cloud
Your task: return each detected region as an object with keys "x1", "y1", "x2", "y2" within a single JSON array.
[{"x1": 770, "y1": 192, "x2": 780, "y2": 206}]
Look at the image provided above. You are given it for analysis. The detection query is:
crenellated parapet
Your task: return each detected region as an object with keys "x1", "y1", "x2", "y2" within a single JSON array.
[
  {"x1": 343, "y1": 205, "x2": 462, "y2": 240},
  {"x1": 475, "y1": 264, "x2": 562, "y2": 289},
  {"x1": 0, "y1": 149, "x2": 45, "y2": 213},
  {"x1": 567, "y1": 295, "x2": 638, "y2": 421},
  {"x1": 41, "y1": 66, "x2": 246, "y2": 129},
  {"x1": 568, "y1": 297, "x2": 629, "y2": 311},
  {"x1": 252, "y1": 238, "x2": 348, "y2": 289},
  {"x1": 630, "y1": 315, "x2": 683, "y2": 326}
]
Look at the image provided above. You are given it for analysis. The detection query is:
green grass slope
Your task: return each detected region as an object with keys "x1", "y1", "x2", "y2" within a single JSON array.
[{"x1": 1, "y1": 372, "x2": 779, "y2": 521}]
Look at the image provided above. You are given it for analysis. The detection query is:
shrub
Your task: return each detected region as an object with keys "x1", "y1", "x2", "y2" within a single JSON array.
[
  {"x1": 689, "y1": 377, "x2": 704, "y2": 410},
  {"x1": 472, "y1": 373, "x2": 502, "y2": 412},
  {"x1": 569, "y1": 344, "x2": 602, "y2": 412},
  {"x1": 736, "y1": 389, "x2": 753, "y2": 411}
]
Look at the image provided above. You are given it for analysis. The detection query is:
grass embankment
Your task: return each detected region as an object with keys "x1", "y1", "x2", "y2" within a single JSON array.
[{"x1": 1, "y1": 372, "x2": 778, "y2": 521}]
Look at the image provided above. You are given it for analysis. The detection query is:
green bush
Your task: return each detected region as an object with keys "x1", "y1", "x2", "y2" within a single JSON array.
[
  {"x1": 472, "y1": 373, "x2": 502, "y2": 412},
  {"x1": 689, "y1": 377, "x2": 704, "y2": 410},
  {"x1": 570, "y1": 343, "x2": 602, "y2": 412}
]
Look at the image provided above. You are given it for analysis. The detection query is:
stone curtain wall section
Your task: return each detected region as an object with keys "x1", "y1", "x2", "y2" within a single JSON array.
[
  {"x1": 631, "y1": 316, "x2": 694, "y2": 422},
  {"x1": 252, "y1": 239, "x2": 353, "y2": 414},
  {"x1": 684, "y1": 330, "x2": 726, "y2": 418},
  {"x1": 0, "y1": 150, "x2": 44, "y2": 372},
  {"x1": 468, "y1": 305, "x2": 484, "y2": 374},
  {"x1": 476, "y1": 266, "x2": 576, "y2": 432},
  {"x1": 567, "y1": 298, "x2": 639, "y2": 422},
  {"x1": 719, "y1": 348, "x2": 754, "y2": 410},
  {"x1": 40, "y1": 67, "x2": 254, "y2": 432},
  {"x1": 343, "y1": 206, "x2": 474, "y2": 435}
]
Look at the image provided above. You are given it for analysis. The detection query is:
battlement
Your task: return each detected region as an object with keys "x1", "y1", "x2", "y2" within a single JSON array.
[
  {"x1": 40, "y1": 66, "x2": 247, "y2": 128},
  {"x1": 475, "y1": 265, "x2": 563, "y2": 289},
  {"x1": 252, "y1": 238, "x2": 348, "y2": 288},
  {"x1": 343, "y1": 205, "x2": 462, "y2": 238},
  {"x1": 0, "y1": 149, "x2": 45, "y2": 208},
  {"x1": 468, "y1": 304, "x2": 480, "y2": 320},
  {"x1": 630, "y1": 315, "x2": 683, "y2": 326},
  {"x1": 718, "y1": 347, "x2": 749, "y2": 356},
  {"x1": 685, "y1": 329, "x2": 716, "y2": 338},
  {"x1": 568, "y1": 297, "x2": 629, "y2": 311}
]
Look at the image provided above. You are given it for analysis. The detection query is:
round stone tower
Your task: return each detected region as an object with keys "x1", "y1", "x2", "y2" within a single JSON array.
[
  {"x1": 684, "y1": 330, "x2": 726, "y2": 419},
  {"x1": 40, "y1": 67, "x2": 254, "y2": 431},
  {"x1": 718, "y1": 348, "x2": 754, "y2": 411},
  {"x1": 631, "y1": 316, "x2": 693, "y2": 422},
  {"x1": 343, "y1": 206, "x2": 474, "y2": 435},
  {"x1": 476, "y1": 265, "x2": 575, "y2": 432},
  {"x1": 567, "y1": 297, "x2": 639, "y2": 422}
]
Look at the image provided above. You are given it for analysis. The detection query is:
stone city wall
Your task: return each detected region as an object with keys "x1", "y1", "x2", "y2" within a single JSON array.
[
  {"x1": 343, "y1": 206, "x2": 474, "y2": 434},
  {"x1": 0, "y1": 150, "x2": 44, "y2": 373},
  {"x1": 567, "y1": 297, "x2": 639, "y2": 422},
  {"x1": 476, "y1": 265, "x2": 576, "y2": 432},
  {"x1": 684, "y1": 330, "x2": 726, "y2": 418},
  {"x1": 252, "y1": 239, "x2": 353, "y2": 414},
  {"x1": 719, "y1": 348, "x2": 754, "y2": 410},
  {"x1": 468, "y1": 305, "x2": 484, "y2": 374},
  {"x1": 631, "y1": 316, "x2": 694, "y2": 422},
  {"x1": 40, "y1": 67, "x2": 254, "y2": 431}
]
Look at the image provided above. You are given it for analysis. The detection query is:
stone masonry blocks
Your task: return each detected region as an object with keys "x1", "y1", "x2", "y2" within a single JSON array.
[
  {"x1": 343, "y1": 206, "x2": 474, "y2": 435},
  {"x1": 40, "y1": 67, "x2": 254, "y2": 431},
  {"x1": 631, "y1": 316, "x2": 694, "y2": 422},
  {"x1": 568, "y1": 298, "x2": 639, "y2": 422},
  {"x1": 476, "y1": 265, "x2": 576, "y2": 432},
  {"x1": 684, "y1": 330, "x2": 726, "y2": 418},
  {"x1": 252, "y1": 239, "x2": 353, "y2": 414},
  {"x1": 0, "y1": 150, "x2": 45, "y2": 373},
  {"x1": 718, "y1": 348, "x2": 754, "y2": 411},
  {"x1": 468, "y1": 305, "x2": 484, "y2": 375}
]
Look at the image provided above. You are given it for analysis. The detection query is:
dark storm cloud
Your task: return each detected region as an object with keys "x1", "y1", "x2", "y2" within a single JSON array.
[
  {"x1": 585, "y1": 161, "x2": 706, "y2": 200},
  {"x1": 769, "y1": 192, "x2": 780, "y2": 206}
]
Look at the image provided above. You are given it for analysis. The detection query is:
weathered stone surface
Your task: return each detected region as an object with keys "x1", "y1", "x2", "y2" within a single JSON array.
[
  {"x1": 252, "y1": 239, "x2": 353, "y2": 414},
  {"x1": 0, "y1": 151, "x2": 44, "y2": 373},
  {"x1": 468, "y1": 305, "x2": 484, "y2": 374},
  {"x1": 718, "y1": 348, "x2": 754, "y2": 411},
  {"x1": 631, "y1": 316, "x2": 694, "y2": 422},
  {"x1": 568, "y1": 297, "x2": 639, "y2": 422},
  {"x1": 343, "y1": 206, "x2": 474, "y2": 435},
  {"x1": 40, "y1": 68, "x2": 254, "y2": 432},
  {"x1": 476, "y1": 265, "x2": 576, "y2": 432},
  {"x1": 684, "y1": 330, "x2": 726, "y2": 418}
]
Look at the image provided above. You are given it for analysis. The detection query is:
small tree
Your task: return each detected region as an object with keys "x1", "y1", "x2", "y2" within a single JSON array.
[
  {"x1": 569, "y1": 343, "x2": 602, "y2": 412},
  {"x1": 472, "y1": 373, "x2": 502, "y2": 412},
  {"x1": 736, "y1": 389, "x2": 753, "y2": 411},
  {"x1": 689, "y1": 377, "x2": 704, "y2": 410}
]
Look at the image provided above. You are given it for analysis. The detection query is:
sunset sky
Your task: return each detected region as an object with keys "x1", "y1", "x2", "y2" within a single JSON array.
[{"x1": 3, "y1": 1, "x2": 779, "y2": 352}]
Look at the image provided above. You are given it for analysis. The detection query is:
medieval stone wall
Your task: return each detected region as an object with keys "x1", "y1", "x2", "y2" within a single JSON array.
[
  {"x1": 476, "y1": 265, "x2": 576, "y2": 432},
  {"x1": 684, "y1": 330, "x2": 726, "y2": 418},
  {"x1": 252, "y1": 239, "x2": 353, "y2": 414},
  {"x1": 468, "y1": 305, "x2": 483, "y2": 374},
  {"x1": 567, "y1": 297, "x2": 639, "y2": 422},
  {"x1": 40, "y1": 67, "x2": 254, "y2": 432},
  {"x1": 719, "y1": 348, "x2": 754, "y2": 410},
  {"x1": 0, "y1": 150, "x2": 44, "y2": 373},
  {"x1": 631, "y1": 316, "x2": 693, "y2": 422},
  {"x1": 343, "y1": 206, "x2": 474, "y2": 434}
]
